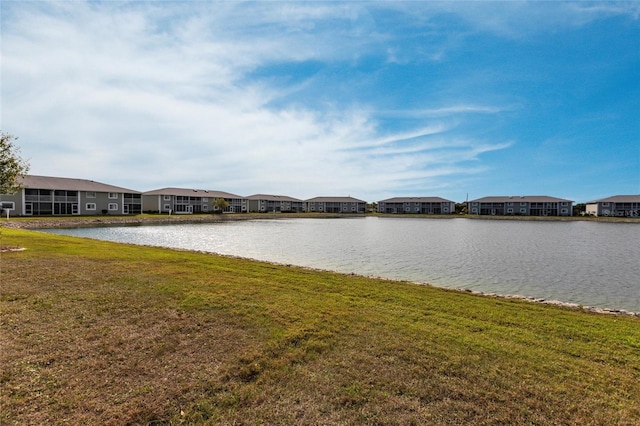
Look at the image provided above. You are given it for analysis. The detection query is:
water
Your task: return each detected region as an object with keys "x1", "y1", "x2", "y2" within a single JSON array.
[{"x1": 44, "y1": 217, "x2": 640, "y2": 312}]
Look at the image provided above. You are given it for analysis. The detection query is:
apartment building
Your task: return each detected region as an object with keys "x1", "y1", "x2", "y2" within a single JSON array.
[
  {"x1": 247, "y1": 194, "x2": 305, "y2": 213},
  {"x1": 468, "y1": 196, "x2": 573, "y2": 216},
  {"x1": 0, "y1": 175, "x2": 141, "y2": 216},
  {"x1": 305, "y1": 196, "x2": 366, "y2": 213},
  {"x1": 378, "y1": 197, "x2": 456, "y2": 214},
  {"x1": 585, "y1": 195, "x2": 640, "y2": 217},
  {"x1": 142, "y1": 188, "x2": 247, "y2": 214}
]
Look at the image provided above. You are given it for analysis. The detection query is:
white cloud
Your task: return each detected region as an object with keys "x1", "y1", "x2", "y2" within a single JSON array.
[
  {"x1": 387, "y1": 1, "x2": 640, "y2": 38},
  {"x1": 1, "y1": 1, "x2": 524, "y2": 201}
]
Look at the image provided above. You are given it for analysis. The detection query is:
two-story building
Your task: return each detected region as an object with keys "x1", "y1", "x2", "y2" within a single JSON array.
[
  {"x1": 585, "y1": 195, "x2": 640, "y2": 217},
  {"x1": 305, "y1": 196, "x2": 367, "y2": 213},
  {"x1": 378, "y1": 197, "x2": 456, "y2": 214},
  {"x1": 247, "y1": 194, "x2": 305, "y2": 213},
  {"x1": 468, "y1": 196, "x2": 573, "y2": 216},
  {"x1": 142, "y1": 188, "x2": 247, "y2": 214},
  {"x1": 0, "y1": 175, "x2": 141, "y2": 216}
]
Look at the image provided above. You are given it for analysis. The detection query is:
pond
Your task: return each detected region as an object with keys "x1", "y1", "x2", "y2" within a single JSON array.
[{"x1": 44, "y1": 217, "x2": 640, "y2": 312}]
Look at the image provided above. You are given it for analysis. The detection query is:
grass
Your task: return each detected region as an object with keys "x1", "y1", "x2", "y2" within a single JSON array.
[{"x1": 1, "y1": 227, "x2": 639, "y2": 425}]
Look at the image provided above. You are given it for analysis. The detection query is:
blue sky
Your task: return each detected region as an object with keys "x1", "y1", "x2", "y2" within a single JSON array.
[{"x1": 1, "y1": 1, "x2": 638, "y2": 203}]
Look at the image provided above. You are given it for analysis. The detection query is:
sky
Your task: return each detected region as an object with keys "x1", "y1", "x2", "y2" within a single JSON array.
[{"x1": 1, "y1": 1, "x2": 639, "y2": 203}]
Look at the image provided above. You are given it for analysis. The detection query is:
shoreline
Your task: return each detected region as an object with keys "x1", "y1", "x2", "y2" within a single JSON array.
[
  {"x1": 0, "y1": 213, "x2": 347, "y2": 229},
  {"x1": 3, "y1": 214, "x2": 638, "y2": 317},
  {"x1": 2, "y1": 212, "x2": 639, "y2": 230},
  {"x1": 224, "y1": 255, "x2": 640, "y2": 318},
  {"x1": 3, "y1": 226, "x2": 638, "y2": 424}
]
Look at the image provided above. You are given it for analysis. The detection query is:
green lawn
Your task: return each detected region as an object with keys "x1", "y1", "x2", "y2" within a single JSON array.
[{"x1": 1, "y1": 227, "x2": 638, "y2": 425}]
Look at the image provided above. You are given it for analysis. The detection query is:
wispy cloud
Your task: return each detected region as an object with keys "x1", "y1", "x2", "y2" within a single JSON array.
[
  {"x1": 378, "y1": 105, "x2": 514, "y2": 119},
  {"x1": 1, "y1": 1, "x2": 637, "y2": 202},
  {"x1": 394, "y1": 1, "x2": 640, "y2": 38}
]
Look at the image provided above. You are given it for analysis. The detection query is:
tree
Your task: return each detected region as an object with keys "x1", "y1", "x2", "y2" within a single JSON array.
[
  {"x1": 455, "y1": 203, "x2": 468, "y2": 214},
  {"x1": 1, "y1": 132, "x2": 30, "y2": 194},
  {"x1": 212, "y1": 197, "x2": 230, "y2": 213}
]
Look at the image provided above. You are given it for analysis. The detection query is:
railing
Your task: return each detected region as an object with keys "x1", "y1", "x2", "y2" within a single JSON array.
[{"x1": 25, "y1": 195, "x2": 53, "y2": 202}]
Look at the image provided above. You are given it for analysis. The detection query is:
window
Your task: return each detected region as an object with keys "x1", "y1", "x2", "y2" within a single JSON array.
[
  {"x1": 163, "y1": 204, "x2": 171, "y2": 210},
  {"x1": 508, "y1": 202, "x2": 513, "y2": 206},
  {"x1": 472, "y1": 202, "x2": 478, "y2": 206},
  {"x1": 603, "y1": 202, "x2": 609, "y2": 207},
  {"x1": 164, "y1": 195, "x2": 171, "y2": 201},
  {"x1": 561, "y1": 208, "x2": 568, "y2": 214},
  {"x1": 507, "y1": 208, "x2": 514, "y2": 213},
  {"x1": 86, "y1": 203, "x2": 96, "y2": 210},
  {"x1": 520, "y1": 208, "x2": 527, "y2": 213},
  {"x1": 108, "y1": 203, "x2": 118, "y2": 211},
  {"x1": 86, "y1": 192, "x2": 96, "y2": 198},
  {"x1": 471, "y1": 208, "x2": 478, "y2": 213},
  {"x1": 203, "y1": 205, "x2": 208, "y2": 211},
  {"x1": 520, "y1": 202, "x2": 527, "y2": 206},
  {"x1": 443, "y1": 208, "x2": 449, "y2": 213},
  {"x1": 108, "y1": 193, "x2": 118, "y2": 199},
  {"x1": 561, "y1": 202, "x2": 568, "y2": 206}
]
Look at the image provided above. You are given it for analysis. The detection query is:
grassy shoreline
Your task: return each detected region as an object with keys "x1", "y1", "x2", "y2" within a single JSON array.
[
  {"x1": 1, "y1": 228, "x2": 639, "y2": 425},
  {"x1": 2, "y1": 211, "x2": 639, "y2": 230},
  {"x1": 3, "y1": 213, "x2": 637, "y2": 317}
]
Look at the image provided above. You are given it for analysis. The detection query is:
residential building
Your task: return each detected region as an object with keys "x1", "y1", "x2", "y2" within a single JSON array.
[
  {"x1": 305, "y1": 196, "x2": 367, "y2": 213},
  {"x1": 0, "y1": 175, "x2": 141, "y2": 216},
  {"x1": 378, "y1": 197, "x2": 456, "y2": 214},
  {"x1": 247, "y1": 194, "x2": 305, "y2": 213},
  {"x1": 585, "y1": 195, "x2": 640, "y2": 217},
  {"x1": 142, "y1": 188, "x2": 247, "y2": 214},
  {"x1": 468, "y1": 196, "x2": 573, "y2": 216}
]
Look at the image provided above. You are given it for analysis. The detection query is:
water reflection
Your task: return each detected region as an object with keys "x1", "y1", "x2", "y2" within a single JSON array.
[{"x1": 45, "y1": 217, "x2": 640, "y2": 312}]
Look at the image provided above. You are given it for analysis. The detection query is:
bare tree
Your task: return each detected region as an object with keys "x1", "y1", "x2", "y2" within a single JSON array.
[{"x1": 1, "y1": 132, "x2": 30, "y2": 194}]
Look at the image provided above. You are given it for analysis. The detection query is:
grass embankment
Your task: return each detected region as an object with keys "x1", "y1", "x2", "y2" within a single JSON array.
[
  {"x1": 0, "y1": 213, "x2": 351, "y2": 230},
  {"x1": 1, "y1": 228, "x2": 639, "y2": 425}
]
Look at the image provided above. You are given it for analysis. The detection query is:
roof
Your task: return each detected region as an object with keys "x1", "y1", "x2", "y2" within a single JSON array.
[
  {"x1": 379, "y1": 197, "x2": 455, "y2": 203},
  {"x1": 468, "y1": 196, "x2": 573, "y2": 203},
  {"x1": 143, "y1": 187, "x2": 244, "y2": 199},
  {"x1": 586, "y1": 195, "x2": 640, "y2": 204},
  {"x1": 305, "y1": 196, "x2": 366, "y2": 203},
  {"x1": 18, "y1": 175, "x2": 140, "y2": 194},
  {"x1": 246, "y1": 194, "x2": 303, "y2": 202}
]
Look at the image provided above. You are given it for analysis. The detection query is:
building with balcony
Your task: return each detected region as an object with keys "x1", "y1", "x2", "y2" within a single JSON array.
[
  {"x1": 0, "y1": 175, "x2": 141, "y2": 216},
  {"x1": 247, "y1": 194, "x2": 304, "y2": 213},
  {"x1": 142, "y1": 188, "x2": 247, "y2": 214},
  {"x1": 378, "y1": 197, "x2": 456, "y2": 214},
  {"x1": 585, "y1": 195, "x2": 640, "y2": 217},
  {"x1": 467, "y1": 196, "x2": 573, "y2": 216},
  {"x1": 305, "y1": 196, "x2": 366, "y2": 213}
]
